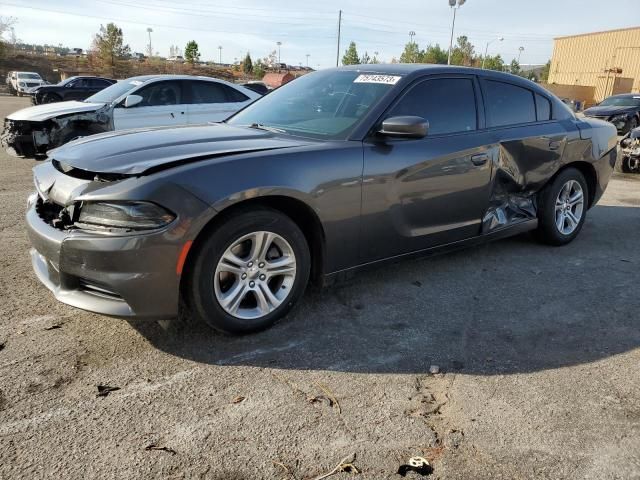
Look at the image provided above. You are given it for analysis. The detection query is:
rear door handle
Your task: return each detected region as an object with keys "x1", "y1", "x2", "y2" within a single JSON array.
[
  {"x1": 549, "y1": 140, "x2": 561, "y2": 150},
  {"x1": 471, "y1": 153, "x2": 489, "y2": 166}
]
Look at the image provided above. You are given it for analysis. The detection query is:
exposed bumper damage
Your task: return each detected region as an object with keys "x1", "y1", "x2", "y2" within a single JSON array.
[{"x1": 1, "y1": 108, "x2": 111, "y2": 157}]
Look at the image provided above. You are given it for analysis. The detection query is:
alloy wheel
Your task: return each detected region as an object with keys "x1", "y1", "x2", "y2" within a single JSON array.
[
  {"x1": 554, "y1": 180, "x2": 584, "y2": 235},
  {"x1": 214, "y1": 231, "x2": 297, "y2": 320}
]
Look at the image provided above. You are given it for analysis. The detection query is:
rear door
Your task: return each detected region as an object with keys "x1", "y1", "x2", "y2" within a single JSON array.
[
  {"x1": 112, "y1": 80, "x2": 187, "y2": 130},
  {"x1": 361, "y1": 75, "x2": 494, "y2": 262},
  {"x1": 479, "y1": 78, "x2": 568, "y2": 225},
  {"x1": 186, "y1": 80, "x2": 253, "y2": 124}
]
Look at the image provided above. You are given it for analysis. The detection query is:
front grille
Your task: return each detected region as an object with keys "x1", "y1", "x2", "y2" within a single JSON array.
[{"x1": 35, "y1": 197, "x2": 73, "y2": 230}]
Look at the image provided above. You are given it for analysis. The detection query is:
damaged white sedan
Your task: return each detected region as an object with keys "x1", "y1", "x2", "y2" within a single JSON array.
[{"x1": 1, "y1": 74, "x2": 261, "y2": 157}]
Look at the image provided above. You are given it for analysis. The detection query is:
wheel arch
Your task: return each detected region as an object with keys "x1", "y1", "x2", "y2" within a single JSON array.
[
  {"x1": 547, "y1": 161, "x2": 598, "y2": 209},
  {"x1": 180, "y1": 195, "x2": 326, "y2": 294}
]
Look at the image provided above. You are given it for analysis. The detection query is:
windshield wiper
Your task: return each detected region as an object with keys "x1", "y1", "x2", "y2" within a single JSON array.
[{"x1": 248, "y1": 123, "x2": 286, "y2": 134}]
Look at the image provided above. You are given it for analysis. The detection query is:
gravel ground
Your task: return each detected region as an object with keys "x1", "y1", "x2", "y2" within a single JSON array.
[{"x1": 0, "y1": 95, "x2": 639, "y2": 480}]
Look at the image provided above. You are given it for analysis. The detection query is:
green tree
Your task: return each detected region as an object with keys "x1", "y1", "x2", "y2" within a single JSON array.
[
  {"x1": 422, "y1": 44, "x2": 447, "y2": 64},
  {"x1": 370, "y1": 53, "x2": 380, "y2": 64},
  {"x1": 540, "y1": 60, "x2": 551, "y2": 82},
  {"x1": 360, "y1": 51, "x2": 371, "y2": 64},
  {"x1": 450, "y1": 35, "x2": 474, "y2": 66},
  {"x1": 92, "y1": 23, "x2": 130, "y2": 76},
  {"x1": 509, "y1": 59, "x2": 521, "y2": 75},
  {"x1": 253, "y1": 59, "x2": 266, "y2": 79},
  {"x1": 342, "y1": 41, "x2": 360, "y2": 65},
  {"x1": 482, "y1": 54, "x2": 504, "y2": 71},
  {"x1": 184, "y1": 40, "x2": 200, "y2": 64},
  {"x1": 400, "y1": 41, "x2": 421, "y2": 63},
  {"x1": 242, "y1": 52, "x2": 253, "y2": 74}
]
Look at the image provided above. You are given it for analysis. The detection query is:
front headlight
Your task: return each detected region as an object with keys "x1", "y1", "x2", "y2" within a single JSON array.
[
  {"x1": 76, "y1": 201, "x2": 176, "y2": 231},
  {"x1": 610, "y1": 114, "x2": 629, "y2": 123},
  {"x1": 19, "y1": 82, "x2": 26, "y2": 87}
]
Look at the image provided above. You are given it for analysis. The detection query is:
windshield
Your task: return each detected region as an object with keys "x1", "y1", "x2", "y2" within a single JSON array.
[
  {"x1": 85, "y1": 79, "x2": 144, "y2": 104},
  {"x1": 599, "y1": 96, "x2": 640, "y2": 107},
  {"x1": 227, "y1": 70, "x2": 400, "y2": 140},
  {"x1": 18, "y1": 73, "x2": 41, "y2": 80}
]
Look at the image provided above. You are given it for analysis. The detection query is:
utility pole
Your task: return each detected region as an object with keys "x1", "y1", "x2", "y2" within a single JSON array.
[
  {"x1": 336, "y1": 9, "x2": 342, "y2": 67},
  {"x1": 306, "y1": 53, "x2": 310, "y2": 67},
  {"x1": 447, "y1": 0, "x2": 466, "y2": 65},
  {"x1": 517, "y1": 46, "x2": 524, "y2": 64},
  {"x1": 146, "y1": 27, "x2": 153, "y2": 58},
  {"x1": 218, "y1": 45, "x2": 222, "y2": 64}
]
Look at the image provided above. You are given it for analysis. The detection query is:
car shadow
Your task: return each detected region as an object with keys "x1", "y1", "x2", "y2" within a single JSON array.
[{"x1": 128, "y1": 204, "x2": 640, "y2": 376}]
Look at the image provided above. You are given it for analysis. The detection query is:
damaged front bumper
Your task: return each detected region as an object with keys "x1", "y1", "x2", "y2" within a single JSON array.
[{"x1": 1, "y1": 119, "x2": 41, "y2": 157}]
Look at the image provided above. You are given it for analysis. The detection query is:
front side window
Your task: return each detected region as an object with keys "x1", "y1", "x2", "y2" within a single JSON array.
[
  {"x1": 135, "y1": 81, "x2": 182, "y2": 106},
  {"x1": 388, "y1": 78, "x2": 477, "y2": 135},
  {"x1": 228, "y1": 70, "x2": 398, "y2": 140},
  {"x1": 484, "y1": 80, "x2": 536, "y2": 127}
]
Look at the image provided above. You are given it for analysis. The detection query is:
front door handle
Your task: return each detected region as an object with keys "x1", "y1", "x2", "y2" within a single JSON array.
[
  {"x1": 471, "y1": 153, "x2": 489, "y2": 166},
  {"x1": 549, "y1": 140, "x2": 561, "y2": 151}
]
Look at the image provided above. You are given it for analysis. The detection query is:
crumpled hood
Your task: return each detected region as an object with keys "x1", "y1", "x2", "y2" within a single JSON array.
[
  {"x1": 48, "y1": 123, "x2": 313, "y2": 175},
  {"x1": 7, "y1": 101, "x2": 106, "y2": 122},
  {"x1": 583, "y1": 105, "x2": 637, "y2": 118}
]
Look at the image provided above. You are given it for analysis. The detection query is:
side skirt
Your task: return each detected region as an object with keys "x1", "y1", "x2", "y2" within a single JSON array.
[{"x1": 322, "y1": 218, "x2": 538, "y2": 286}]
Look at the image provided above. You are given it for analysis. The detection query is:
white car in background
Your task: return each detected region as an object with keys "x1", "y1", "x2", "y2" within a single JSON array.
[
  {"x1": 1, "y1": 74, "x2": 261, "y2": 157},
  {"x1": 8, "y1": 71, "x2": 47, "y2": 96}
]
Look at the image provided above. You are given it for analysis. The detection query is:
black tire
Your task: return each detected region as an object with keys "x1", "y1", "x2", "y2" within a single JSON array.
[
  {"x1": 42, "y1": 93, "x2": 61, "y2": 104},
  {"x1": 621, "y1": 156, "x2": 639, "y2": 174},
  {"x1": 535, "y1": 167, "x2": 589, "y2": 246},
  {"x1": 186, "y1": 207, "x2": 311, "y2": 334}
]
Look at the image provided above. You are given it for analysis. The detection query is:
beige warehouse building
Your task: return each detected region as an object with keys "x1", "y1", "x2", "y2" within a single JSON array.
[{"x1": 547, "y1": 26, "x2": 640, "y2": 104}]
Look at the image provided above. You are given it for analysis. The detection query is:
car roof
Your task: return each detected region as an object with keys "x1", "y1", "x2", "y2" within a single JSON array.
[
  {"x1": 606, "y1": 93, "x2": 639, "y2": 99},
  {"x1": 124, "y1": 74, "x2": 233, "y2": 82}
]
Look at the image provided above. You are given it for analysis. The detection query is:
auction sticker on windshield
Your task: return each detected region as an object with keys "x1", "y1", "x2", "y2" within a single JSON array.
[{"x1": 354, "y1": 74, "x2": 401, "y2": 85}]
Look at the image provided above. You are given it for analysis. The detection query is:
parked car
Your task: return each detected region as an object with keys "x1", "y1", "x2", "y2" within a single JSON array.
[
  {"x1": 241, "y1": 81, "x2": 271, "y2": 95},
  {"x1": 8, "y1": 71, "x2": 47, "y2": 96},
  {"x1": 1, "y1": 74, "x2": 261, "y2": 157},
  {"x1": 25, "y1": 65, "x2": 617, "y2": 334},
  {"x1": 30, "y1": 76, "x2": 116, "y2": 104},
  {"x1": 583, "y1": 93, "x2": 640, "y2": 134}
]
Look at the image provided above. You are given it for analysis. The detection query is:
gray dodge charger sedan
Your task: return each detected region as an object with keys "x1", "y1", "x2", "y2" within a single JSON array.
[{"x1": 26, "y1": 65, "x2": 617, "y2": 334}]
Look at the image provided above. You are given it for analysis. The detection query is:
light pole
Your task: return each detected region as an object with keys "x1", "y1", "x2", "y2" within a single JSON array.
[
  {"x1": 447, "y1": 0, "x2": 466, "y2": 65},
  {"x1": 146, "y1": 27, "x2": 153, "y2": 58},
  {"x1": 276, "y1": 41, "x2": 282, "y2": 65},
  {"x1": 218, "y1": 45, "x2": 222, "y2": 64},
  {"x1": 409, "y1": 30, "x2": 416, "y2": 44},
  {"x1": 517, "y1": 46, "x2": 524, "y2": 64},
  {"x1": 306, "y1": 53, "x2": 310, "y2": 67},
  {"x1": 481, "y1": 36, "x2": 503, "y2": 69}
]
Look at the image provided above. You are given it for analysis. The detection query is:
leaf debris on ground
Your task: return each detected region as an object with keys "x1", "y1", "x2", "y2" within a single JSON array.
[
  {"x1": 44, "y1": 324, "x2": 63, "y2": 331},
  {"x1": 312, "y1": 453, "x2": 359, "y2": 480},
  {"x1": 96, "y1": 385, "x2": 120, "y2": 397},
  {"x1": 231, "y1": 395, "x2": 246, "y2": 404},
  {"x1": 313, "y1": 382, "x2": 341, "y2": 414},
  {"x1": 144, "y1": 444, "x2": 177, "y2": 455}
]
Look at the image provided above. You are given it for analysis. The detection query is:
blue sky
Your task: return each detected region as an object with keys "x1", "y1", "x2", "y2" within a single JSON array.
[{"x1": 1, "y1": 0, "x2": 638, "y2": 68}]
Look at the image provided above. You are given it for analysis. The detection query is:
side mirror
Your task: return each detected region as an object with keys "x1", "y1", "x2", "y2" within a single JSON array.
[
  {"x1": 124, "y1": 94, "x2": 143, "y2": 108},
  {"x1": 378, "y1": 116, "x2": 428, "y2": 138}
]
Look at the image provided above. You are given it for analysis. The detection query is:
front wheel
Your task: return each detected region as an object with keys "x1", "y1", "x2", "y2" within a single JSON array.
[
  {"x1": 42, "y1": 93, "x2": 61, "y2": 104},
  {"x1": 186, "y1": 208, "x2": 310, "y2": 334},
  {"x1": 535, "y1": 168, "x2": 588, "y2": 246}
]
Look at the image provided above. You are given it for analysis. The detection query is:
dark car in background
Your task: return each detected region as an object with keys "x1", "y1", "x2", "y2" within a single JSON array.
[
  {"x1": 583, "y1": 93, "x2": 640, "y2": 134},
  {"x1": 241, "y1": 81, "x2": 271, "y2": 95},
  {"x1": 30, "y1": 76, "x2": 116, "y2": 104},
  {"x1": 25, "y1": 65, "x2": 617, "y2": 335}
]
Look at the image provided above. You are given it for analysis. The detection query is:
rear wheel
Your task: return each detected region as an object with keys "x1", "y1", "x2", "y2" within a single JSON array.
[
  {"x1": 535, "y1": 168, "x2": 588, "y2": 246},
  {"x1": 621, "y1": 156, "x2": 640, "y2": 174},
  {"x1": 186, "y1": 208, "x2": 310, "y2": 334}
]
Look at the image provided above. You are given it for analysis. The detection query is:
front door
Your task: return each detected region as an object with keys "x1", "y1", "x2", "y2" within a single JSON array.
[
  {"x1": 361, "y1": 75, "x2": 494, "y2": 262},
  {"x1": 113, "y1": 80, "x2": 187, "y2": 130}
]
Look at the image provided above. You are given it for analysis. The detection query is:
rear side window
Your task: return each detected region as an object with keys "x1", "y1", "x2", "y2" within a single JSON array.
[
  {"x1": 136, "y1": 81, "x2": 182, "y2": 106},
  {"x1": 389, "y1": 78, "x2": 477, "y2": 135},
  {"x1": 535, "y1": 93, "x2": 551, "y2": 121},
  {"x1": 484, "y1": 80, "x2": 536, "y2": 127},
  {"x1": 190, "y1": 81, "x2": 250, "y2": 103}
]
